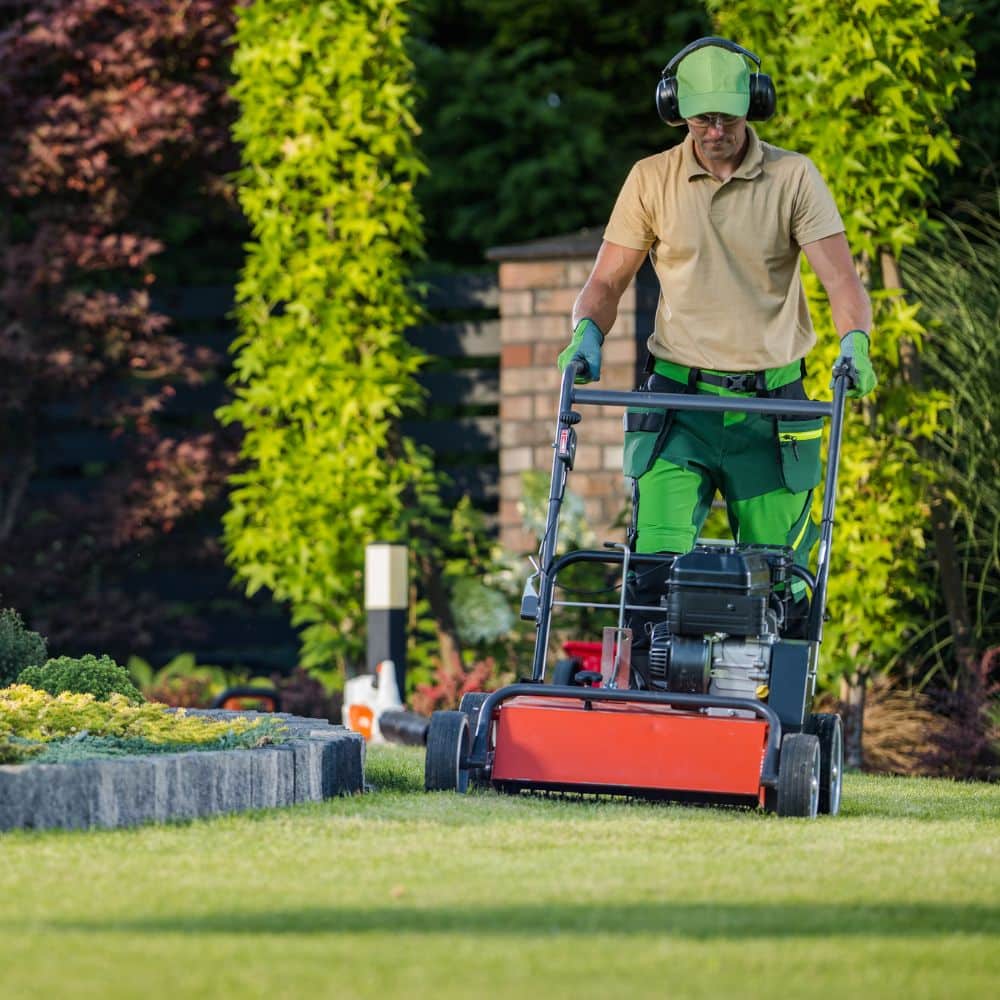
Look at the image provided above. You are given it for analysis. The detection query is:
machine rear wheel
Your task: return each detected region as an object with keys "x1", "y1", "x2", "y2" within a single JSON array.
[
  {"x1": 424, "y1": 710, "x2": 471, "y2": 793},
  {"x1": 458, "y1": 692, "x2": 490, "y2": 788},
  {"x1": 805, "y1": 713, "x2": 844, "y2": 815},
  {"x1": 775, "y1": 733, "x2": 821, "y2": 817}
]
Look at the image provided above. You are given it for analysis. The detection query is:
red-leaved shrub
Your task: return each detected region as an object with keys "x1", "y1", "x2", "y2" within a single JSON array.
[{"x1": 411, "y1": 658, "x2": 497, "y2": 716}]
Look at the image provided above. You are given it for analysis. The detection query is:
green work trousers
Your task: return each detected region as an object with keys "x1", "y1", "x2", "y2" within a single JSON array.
[{"x1": 624, "y1": 367, "x2": 823, "y2": 591}]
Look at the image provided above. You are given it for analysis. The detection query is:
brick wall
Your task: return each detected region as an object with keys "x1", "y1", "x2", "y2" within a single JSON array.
[{"x1": 487, "y1": 231, "x2": 657, "y2": 555}]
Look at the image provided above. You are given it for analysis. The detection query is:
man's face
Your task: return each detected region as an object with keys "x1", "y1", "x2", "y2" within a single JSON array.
[{"x1": 685, "y1": 113, "x2": 748, "y2": 164}]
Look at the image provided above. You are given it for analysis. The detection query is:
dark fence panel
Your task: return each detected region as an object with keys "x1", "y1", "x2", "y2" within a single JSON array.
[
  {"x1": 406, "y1": 272, "x2": 499, "y2": 509},
  {"x1": 19, "y1": 271, "x2": 499, "y2": 672}
]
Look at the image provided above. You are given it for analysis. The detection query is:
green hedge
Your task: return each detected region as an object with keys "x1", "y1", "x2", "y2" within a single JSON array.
[{"x1": 221, "y1": 0, "x2": 437, "y2": 673}]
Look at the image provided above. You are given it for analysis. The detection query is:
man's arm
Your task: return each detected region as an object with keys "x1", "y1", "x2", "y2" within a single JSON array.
[
  {"x1": 801, "y1": 232, "x2": 872, "y2": 336},
  {"x1": 572, "y1": 241, "x2": 649, "y2": 334},
  {"x1": 803, "y1": 231, "x2": 877, "y2": 397}
]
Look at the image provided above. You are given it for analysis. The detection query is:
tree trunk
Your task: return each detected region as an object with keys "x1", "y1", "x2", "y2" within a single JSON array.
[
  {"x1": 929, "y1": 497, "x2": 979, "y2": 678},
  {"x1": 414, "y1": 549, "x2": 464, "y2": 675},
  {"x1": 0, "y1": 424, "x2": 35, "y2": 544},
  {"x1": 840, "y1": 669, "x2": 868, "y2": 769}
]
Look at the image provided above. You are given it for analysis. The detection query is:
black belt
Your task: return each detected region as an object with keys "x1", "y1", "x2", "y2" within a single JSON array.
[{"x1": 694, "y1": 370, "x2": 762, "y2": 392}]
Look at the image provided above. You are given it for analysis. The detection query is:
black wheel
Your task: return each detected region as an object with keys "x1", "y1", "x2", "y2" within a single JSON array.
[
  {"x1": 458, "y1": 692, "x2": 490, "y2": 788},
  {"x1": 459, "y1": 691, "x2": 489, "y2": 730},
  {"x1": 551, "y1": 658, "x2": 581, "y2": 686},
  {"x1": 775, "y1": 732, "x2": 821, "y2": 818},
  {"x1": 805, "y1": 712, "x2": 844, "y2": 815},
  {"x1": 424, "y1": 710, "x2": 471, "y2": 793}
]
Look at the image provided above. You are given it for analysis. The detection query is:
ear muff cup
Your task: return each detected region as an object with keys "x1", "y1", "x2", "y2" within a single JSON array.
[
  {"x1": 655, "y1": 36, "x2": 777, "y2": 126},
  {"x1": 747, "y1": 73, "x2": 776, "y2": 122},
  {"x1": 655, "y1": 75, "x2": 682, "y2": 127}
]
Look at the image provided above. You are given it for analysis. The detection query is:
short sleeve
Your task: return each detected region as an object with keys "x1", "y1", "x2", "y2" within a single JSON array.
[
  {"x1": 792, "y1": 158, "x2": 845, "y2": 247},
  {"x1": 603, "y1": 163, "x2": 657, "y2": 252}
]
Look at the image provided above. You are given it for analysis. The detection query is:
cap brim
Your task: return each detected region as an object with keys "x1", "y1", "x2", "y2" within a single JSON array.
[{"x1": 678, "y1": 91, "x2": 750, "y2": 119}]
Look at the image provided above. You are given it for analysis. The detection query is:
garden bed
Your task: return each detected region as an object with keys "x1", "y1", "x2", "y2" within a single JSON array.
[{"x1": 0, "y1": 709, "x2": 364, "y2": 832}]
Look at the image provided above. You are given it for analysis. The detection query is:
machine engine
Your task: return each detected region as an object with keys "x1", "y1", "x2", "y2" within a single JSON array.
[{"x1": 646, "y1": 544, "x2": 795, "y2": 705}]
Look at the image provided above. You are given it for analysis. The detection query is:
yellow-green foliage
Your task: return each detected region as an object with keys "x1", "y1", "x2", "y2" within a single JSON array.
[
  {"x1": 220, "y1": 0, "x2": 436, "y2": 673},
  {"x1": 0, "y1": 685, "x2": 284, "y2": 746},
  {"x1": 709, "y1": 0, "x2": 973, "y2": 683}
]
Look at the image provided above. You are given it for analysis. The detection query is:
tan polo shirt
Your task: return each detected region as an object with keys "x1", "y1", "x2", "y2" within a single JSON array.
[{"x1": 603, "y1": 127, "x2": 844, "y2": 370}]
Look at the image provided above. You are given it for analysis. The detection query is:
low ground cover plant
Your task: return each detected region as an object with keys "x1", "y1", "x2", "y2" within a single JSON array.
[{"x1": 0, "y1": 685, "x2": 286, "y2": 765}]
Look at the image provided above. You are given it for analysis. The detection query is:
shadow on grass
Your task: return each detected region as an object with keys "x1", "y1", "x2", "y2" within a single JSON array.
[{"x1": 42, "y1": 901, "x2": 1000, "y2": 938}]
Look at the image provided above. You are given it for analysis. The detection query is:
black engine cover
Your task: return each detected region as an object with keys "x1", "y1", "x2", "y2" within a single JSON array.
[{"x1": 667, "y1": 545, "x2": 773, "y2": 636}]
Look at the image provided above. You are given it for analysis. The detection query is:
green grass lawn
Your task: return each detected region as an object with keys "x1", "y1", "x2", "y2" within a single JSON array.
[{"x1": 0, "y1": 745, "x2": 997, "y2": 999}]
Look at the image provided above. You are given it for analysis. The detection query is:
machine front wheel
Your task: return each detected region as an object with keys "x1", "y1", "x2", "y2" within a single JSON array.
[
  {"x1": 424, "y1": 710, "x2": 471, "y2": 793},
  {"x1": 458, "y1": 692, "x2": 491, "y2": 788},
  {"x1": 805, "y1": 712, "x2": 844, "y2": 815},
  {"x1": 775, "y1": 733, "x2": 821, "y2": 818},
  {"x1": 459, "y1": 691, "x2": 489, "y2": 730}
]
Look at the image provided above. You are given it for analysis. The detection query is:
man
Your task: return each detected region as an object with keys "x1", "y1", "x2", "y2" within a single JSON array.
[{"x1": 556, "y1": 36, "x2": 875, "y2": 658}]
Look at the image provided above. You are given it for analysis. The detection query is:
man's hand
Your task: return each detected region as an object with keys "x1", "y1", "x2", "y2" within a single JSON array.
[
  {"x1": 557, "y1": 318, "x2": 604, "y2": 384},
  {"x1": 832, "y1": 330, "x2": 877, "y2": 398}
]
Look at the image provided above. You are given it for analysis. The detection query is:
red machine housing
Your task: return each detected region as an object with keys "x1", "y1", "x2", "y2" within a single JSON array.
[{"x1": 488, "y1": 695, "x2": 769, "y2": 804}]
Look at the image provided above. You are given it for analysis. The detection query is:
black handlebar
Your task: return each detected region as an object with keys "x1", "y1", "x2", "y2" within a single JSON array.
[{"x1": 530, "y1": 359, "x2": 849, "y2": 678}]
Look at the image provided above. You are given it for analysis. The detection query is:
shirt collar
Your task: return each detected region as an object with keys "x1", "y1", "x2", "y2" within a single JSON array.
[{"x1": 683, "y1": 126, "x2": 764, "y2": 181}]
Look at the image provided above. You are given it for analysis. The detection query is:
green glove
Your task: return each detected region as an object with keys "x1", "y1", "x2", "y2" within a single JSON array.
[
  {"x1": 557, "y1": 318, "x2": 604, "y2": 384},
  {"x1": 832, "y1": 330, "x2": 877, "y2": 398}
]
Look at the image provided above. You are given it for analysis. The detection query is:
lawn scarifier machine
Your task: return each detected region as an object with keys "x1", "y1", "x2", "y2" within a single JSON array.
[{"x1": 425, "y1": 359, "x2": 850, "y2": 817}]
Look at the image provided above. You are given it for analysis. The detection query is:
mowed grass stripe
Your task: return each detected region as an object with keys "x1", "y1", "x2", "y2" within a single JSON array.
[{"x1": 0, "y1": 745, "x2": 996, "y2": 999}]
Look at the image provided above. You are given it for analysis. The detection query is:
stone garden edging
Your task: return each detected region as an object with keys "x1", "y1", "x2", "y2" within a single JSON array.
[{"x1": 0, "y1": 710, "x2": 365, "y2": 833}]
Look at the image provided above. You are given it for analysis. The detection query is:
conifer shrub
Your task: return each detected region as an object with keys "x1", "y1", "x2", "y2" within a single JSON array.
[
  {"x1": 18, "y1": 654, "x2": 143, "y2": 704},
  {"x1": 0, "y1": 609, "x2": 47, "y2": 687}
]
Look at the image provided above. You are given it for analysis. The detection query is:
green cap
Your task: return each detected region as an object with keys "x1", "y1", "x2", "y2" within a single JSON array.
[{"x1": 676, "y1": 45, "x2": 750, "y2": 119}]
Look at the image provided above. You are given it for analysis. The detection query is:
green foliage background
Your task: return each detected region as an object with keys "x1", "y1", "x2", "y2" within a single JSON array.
[
  {"x1": 221, "y1": 0, "x2": 437, "y2": 674},
  {"x1": 410, "y1": 0, "x2": 709, "y2": 261},
  {"x1": 709, "y1": 0, "x2": 975, "y2": 684},
  {"x1": 408, "y1": 0, "x2": 996, "y2": 263},
  {"x1": 939, "y1": 0, "x2": 1000, "y2": 208},
  {"x1": 217, "y1": 0, "x2": 993, "y2": 690}
]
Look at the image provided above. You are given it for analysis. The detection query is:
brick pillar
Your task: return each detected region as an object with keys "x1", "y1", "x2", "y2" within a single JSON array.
[{"x1": 487, "y1": 230, "x2": 654, "y2": 556}]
